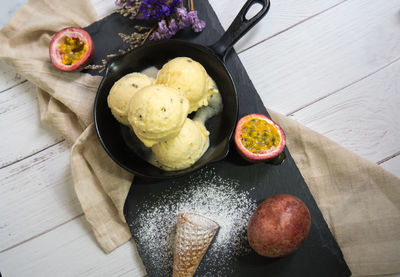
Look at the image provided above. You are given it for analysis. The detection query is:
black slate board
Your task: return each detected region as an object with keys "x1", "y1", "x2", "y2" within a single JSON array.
[{"x1": 84, "y1": 2, "x2": 351, "y2": 276}]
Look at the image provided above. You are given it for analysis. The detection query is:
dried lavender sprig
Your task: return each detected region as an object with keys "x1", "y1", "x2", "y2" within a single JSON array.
[
  {"x1": 149, "y1": 6, "x2": 205, "y2": 40},
  {"x1": 117, "y1": 2, "x2": 141, "y2": 19},
  {"x1": 115, "y1": 0, "x2": 205, "y2": 41}
]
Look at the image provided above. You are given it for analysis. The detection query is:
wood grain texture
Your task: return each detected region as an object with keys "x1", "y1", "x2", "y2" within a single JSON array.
[
  {"x1": 0, "y1": 60, "x2": 25, "y2": 92},
  {"x1": 239, "y1": 0, "x2": 400, "y2": 115},
  {"x1": 0, "y1": 216, "x2": 146, "y2": 277},
  {"x1": 208, "y1": 0, "x2": 343, "y2": 53},
  {"x1": 0, "y1": 81, "x2": 63, "y2": 168},
  {"x1": 381, "y1": 155, "x2": 400, "y2": 179},
  {"x1": 0, "y1": 140, "x2": 80, "y2": 251},
  {"x1": 0, "y1": 0, "x2": 27, "y2": 28},
  {"x1": 289, "y1": 58, "x2": 400, "y2": 164},
  {"x1": 0, "y1": 0, "x2": 400, "y2": 276},
  {"x1": 91, "y1": 0, "x2": 117, "y2": 19}
]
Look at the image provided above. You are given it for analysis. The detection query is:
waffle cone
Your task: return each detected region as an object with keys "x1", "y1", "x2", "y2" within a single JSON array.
[{"x1": 172, "y1": 213, "x2": 219, "y2": 277}]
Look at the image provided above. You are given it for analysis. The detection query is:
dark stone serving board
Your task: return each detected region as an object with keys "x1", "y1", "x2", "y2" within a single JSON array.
[{"x1": 84, "y1": 1, "x2": 351, "y2": 277}]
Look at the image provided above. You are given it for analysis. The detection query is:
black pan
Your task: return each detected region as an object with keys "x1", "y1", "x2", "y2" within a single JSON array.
[{"x1": 94, "y1": 0, "x2": 270, "y2": 179}]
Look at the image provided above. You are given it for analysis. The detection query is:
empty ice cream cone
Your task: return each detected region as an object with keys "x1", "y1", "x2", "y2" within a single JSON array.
[{"x1": 172, "y1": 213, "x2": 219, "y2": 277}]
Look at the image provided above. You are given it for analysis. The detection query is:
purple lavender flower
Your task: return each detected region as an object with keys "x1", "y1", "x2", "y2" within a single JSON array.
[
  {"x1": 157, "y1": 20, "x2": 169, "y2": 34},
  {"x1": 186, "y1": 10, "x2": 206, "y2": 32},
  {"x1": 192, "y1": 18, "x2": 206, "y2": 32},
  {"x1": 115, "y1": 0, "x2": 123, "y2": 7},
  {"x1": 150, "y1": 18, "x2": 180, "y2": 40},
  {"x1": 152, "y1": 3, "x2": 170, "y2": 19},
  {"x1": 129, "y1": 0, "x2": 206, "y2": 41},
  {"x1": 176, "y1": 7, "x2": 191, "y2": 28},
  {"x1": 150, "y1": 30, "x2": 172, "y2": 40},
  {"x1": 139, "y1": 0, "x2": 154, "y2": 19},
  {"x1": 115, "y1": 0, "x2": 136, "y2": 7},
  {"x1": 168, "y1": 18, "x2": 180, "y2": 33},
  {"x1": 168, "y1": 0, "x2": 182, "y2": 13},
  {"x1": 125, "y1": 0, "x2": 137, "y2": 6},
  {"x1": 139, "y1": 5, "x2": 151, "y2": 19},
  {"x1": 139, "y1": 0, "x2": 179, "y2": 20},
  {"x1": 175, "y1": 7, "x2": 187, "y2": 17},
  {"x1": 115, "y1": 0, "x2": 136, "y2": 8},
  {"x1": 149, "y1": 31, "x2": 162, "y2": 40},
  {"x1": 187, "y1": 10, "x2": 198, "y2": 24}
]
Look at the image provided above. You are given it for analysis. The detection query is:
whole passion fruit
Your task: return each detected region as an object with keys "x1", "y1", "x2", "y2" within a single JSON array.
[
  {"x1": 234, "y1": 113, "x2": 285, "y2": 162},
  {"x1": 49, "y1": 27, "x2": 94, "y2": 72},
  {"x1": 247, "y1": 194, "x2": 311, "y2": 258}
]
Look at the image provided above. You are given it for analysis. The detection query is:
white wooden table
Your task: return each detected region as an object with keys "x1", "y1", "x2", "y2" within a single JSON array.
[{"x1": 1, "y1": 0, "x2": 399, "y2": 276}]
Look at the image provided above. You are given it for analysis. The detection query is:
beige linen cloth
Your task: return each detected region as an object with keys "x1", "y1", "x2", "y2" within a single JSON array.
[{"x1": 0, "y1": 0, "x2": 399, "y2": 275}]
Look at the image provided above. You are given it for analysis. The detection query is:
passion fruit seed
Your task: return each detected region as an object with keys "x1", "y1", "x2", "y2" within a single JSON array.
[
  {"x1": 50, "y1": 27, "x2": 94, "y2": 72},
  {"x1": 241, "y1": 118, "x2": 281, "y2": 153},
  {"x1": 59, "y1": 36, "x2": 88, "y2": 65}
]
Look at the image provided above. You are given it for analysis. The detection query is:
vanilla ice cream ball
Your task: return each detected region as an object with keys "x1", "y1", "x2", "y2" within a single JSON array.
[
  {"x1": 206, "y1": 74, "x2": 219, "y2": 95},
  {"x1": 151, "y1": 118, "x2": 210, "y2": 171},
  {"x1": 107, "y1": 73, "x2": 154, "y2": 125},
  {"x1": 156, "y1": 57, "x2": 217, "y2": 113},
  {"x1": 128, "y1": 84, "x2": 190, "y2": 147}
]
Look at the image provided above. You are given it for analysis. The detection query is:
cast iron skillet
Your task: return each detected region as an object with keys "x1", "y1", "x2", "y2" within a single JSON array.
[{"x1": 94, "y1": 0, "x2": 270, "y2": 179}]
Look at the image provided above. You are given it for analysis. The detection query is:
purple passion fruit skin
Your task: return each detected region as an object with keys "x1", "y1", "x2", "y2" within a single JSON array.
[
  {"x1": 247, "y1": 194, "x2": 311, "y2": 258},
  {"x1": 49, "y1": 27, "x2": 94, "y2": 72},
  {"x1": 234, "y1": 113, "x2": 286, "y2": 162}
]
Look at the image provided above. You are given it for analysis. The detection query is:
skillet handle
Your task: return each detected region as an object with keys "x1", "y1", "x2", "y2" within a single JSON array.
[{"x1": 209, "y1": 0, "x2": 270, "y2": 60}]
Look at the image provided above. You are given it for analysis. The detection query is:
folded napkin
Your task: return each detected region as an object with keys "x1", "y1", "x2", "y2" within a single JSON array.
[{"x1": 1, "y1": 0, "x2": 399, "y2": 275}]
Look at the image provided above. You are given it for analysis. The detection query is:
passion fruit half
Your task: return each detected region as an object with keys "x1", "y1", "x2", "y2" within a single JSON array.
[
  {"x1": 49, "y1": 27, "x2": 94, "y2": 72},
  {"x1": 234, "y1": 113, "x2": 286, "y2": 162}
]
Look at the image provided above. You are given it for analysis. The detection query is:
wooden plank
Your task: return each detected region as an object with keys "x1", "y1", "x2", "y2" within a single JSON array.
[
  {"x1": 0, "y1": 81, "x2": 63, "y2": 168},
  {"x1": 91, "y1": 0, "x2": 343, "y2": 53},
  {"x1": 0, "y1": 0, "x2": 350, "y2": 167},
  {"x1": 92, "y1": 0, "x2": 117, "y2": 19},
  {"x1": 0, "y1": 215, "x2": 399, "y2": 277},
  {"x1": 0, "y1": 60, "x2": 25, "y2": 92},
  {"x1": 0, "y1": 1, "x2": 399, "y2": 276},
  {"x1": 240, "y1": 0, "x2": 400, "y2": 115},
  {"x1": 209, "y1": 0, "x2": 342, "y2": 53},
  {"x1": 288, "y1": 59, "x2": 400, "y2": 164},
  {"x1": 381, "y1": 155, "x2": 400, "y2": 180},
  {"x1": 0, "y1": 0, "x2": 27, "y2": 28},
  {"x1": 0, "y1": 140, "x2": 82, "y2": 251},
  {"x1": 0, "y1": 216, "x2": 146, "y2": 277}
]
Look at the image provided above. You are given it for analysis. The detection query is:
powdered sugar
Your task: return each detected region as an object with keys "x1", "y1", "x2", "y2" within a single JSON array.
[
  {"x1": 181, "y1": 212, "x2": 219, "y2": 230},
  {"x1": 129, "y1": 167, "x2": 257, "y2": 276}
]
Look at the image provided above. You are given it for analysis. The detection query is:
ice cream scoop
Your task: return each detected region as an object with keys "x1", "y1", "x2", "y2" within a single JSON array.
[
  {"x1": 107, "y1": 73, "x2": 154, "y2": 125},
  {"x1": 151, "y1": 118, "x2": 210, "y2": 171},
  {"x1": 128, "y1": 84, "x2": 190, "y2": 147},
  {"x1": 156, "y1": 57, "x2": 217, "y2": 113}
]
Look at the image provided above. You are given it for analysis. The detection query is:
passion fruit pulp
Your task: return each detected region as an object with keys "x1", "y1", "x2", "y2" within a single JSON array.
[
  {"x1": 234, "y1": 113, "x2": 286, "y2": 162},
  {"x1": 49, "y1": 27, "x2": 94, "y2": 72}
]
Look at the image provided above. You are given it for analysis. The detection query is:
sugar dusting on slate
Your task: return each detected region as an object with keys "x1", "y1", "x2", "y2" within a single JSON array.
[{"x1": 129, "y1": 168, "x2": 257, "y2": 276}]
